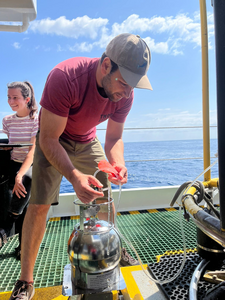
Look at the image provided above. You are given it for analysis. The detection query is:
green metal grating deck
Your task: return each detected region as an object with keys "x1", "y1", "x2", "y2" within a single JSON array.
[{"x1": 0, "y1": 208, "x2": 198, "y2": 292}]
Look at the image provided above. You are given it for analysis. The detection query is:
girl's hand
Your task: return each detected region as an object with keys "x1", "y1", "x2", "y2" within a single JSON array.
[{"x1": 13, "y1": 174, "x2": 27, "y2": 198}]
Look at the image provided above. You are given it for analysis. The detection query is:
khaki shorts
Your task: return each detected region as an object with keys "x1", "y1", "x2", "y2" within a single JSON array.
[{"x1": 30, "y1": 132, "x2": 111, "y2": 205}]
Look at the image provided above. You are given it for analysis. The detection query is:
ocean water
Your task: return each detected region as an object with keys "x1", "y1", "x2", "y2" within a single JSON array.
[{"x1": 59, "y1": 139, "x2": 219, "y2": 193}]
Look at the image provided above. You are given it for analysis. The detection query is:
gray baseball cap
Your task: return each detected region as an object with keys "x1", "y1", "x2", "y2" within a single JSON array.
[{"x1": 105, "y1": 33, "x2": 152, "y2": 90}]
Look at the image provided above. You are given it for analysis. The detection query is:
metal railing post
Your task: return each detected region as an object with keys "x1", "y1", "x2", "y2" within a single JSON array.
[
  {"x1": 199, "y1": 0, "x2": 211, "y2": 181},
  {"x1": 212, "y1": 0, "x2": 225, "y2": 230}
]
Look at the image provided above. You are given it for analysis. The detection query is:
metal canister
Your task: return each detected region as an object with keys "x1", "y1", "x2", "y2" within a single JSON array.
[{"x1": 68, "y1": 216, "x2": 121, "y2": 292}]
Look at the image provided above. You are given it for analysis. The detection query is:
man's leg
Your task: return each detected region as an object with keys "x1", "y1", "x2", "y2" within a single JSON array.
[{"x1": 20, "y1": 204, "x2": 50, "y2": 281}]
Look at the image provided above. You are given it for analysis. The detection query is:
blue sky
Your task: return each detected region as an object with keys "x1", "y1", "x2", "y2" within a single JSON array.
[{"x1": 0, "y1": 0, "x2": 218, "y2": 143}]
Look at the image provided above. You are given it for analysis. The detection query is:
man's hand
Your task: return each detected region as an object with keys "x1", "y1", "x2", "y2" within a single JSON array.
[
  {"x1": 72, "y1": 171, "x2": 104, "y2": 204},
  {"x1": 108, "y1": 163, "x2": 128, "y2": 185}
]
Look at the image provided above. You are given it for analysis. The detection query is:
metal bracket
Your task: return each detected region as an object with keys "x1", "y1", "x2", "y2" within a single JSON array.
[{"x1": 204, "y1": 270, "x2": 225, "y2": 284}]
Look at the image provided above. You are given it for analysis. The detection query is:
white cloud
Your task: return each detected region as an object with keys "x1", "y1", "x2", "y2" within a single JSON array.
[
  {"x1": 144, "y1": 36, "x2": 169, "y2": 54},
  {"x1": 68, "y1": 42, "x2": 94, "y2": 52},
  {"x1": 122, "y1": 109, "x2": 217, "y2": 142},
  {"x1": 29, "y1": 12, "x2": 214, "y2": 56},
  {"x1": 30, "y1": 16, "x2": 108, "y2": 39},
  {"x1": 63, "y1": 107, "x2": 218, "y2": 142},
  {"x1": 129, "y1": 109, "x2": 217, "y2": 128},
  {"x1": 43, "y1": 47, "x2": 51, "y2": 52},
  {"x1": 13, "y1": 42, "x2": 21, "y2": 49},
  {"x1": 158, "y1": 108, "x2": 171, "y2": 111},
  {"x1": 57, "y1": 44, "x2": 64, "y2": 52}
]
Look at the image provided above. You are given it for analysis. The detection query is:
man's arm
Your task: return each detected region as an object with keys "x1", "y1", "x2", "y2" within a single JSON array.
[
  {"x1": 39, "y1": 108, "x2": 104, "y2": 203},
  {"x1": 104, "y1": 118, "x2": 127, "y2": 185}
]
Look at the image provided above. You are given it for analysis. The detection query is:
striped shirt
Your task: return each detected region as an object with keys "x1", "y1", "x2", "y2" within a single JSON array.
[{"x1": 2, "y1": 113, "x2": 39, "y2": 163}]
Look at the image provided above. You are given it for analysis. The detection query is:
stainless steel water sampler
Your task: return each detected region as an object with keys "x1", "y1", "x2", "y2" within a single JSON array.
[{"x1": 63, "y1": 198, "x2": 126, "y2": 297}]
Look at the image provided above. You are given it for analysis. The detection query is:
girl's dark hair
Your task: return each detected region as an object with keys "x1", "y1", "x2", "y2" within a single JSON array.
[
  {"x1": 100, "y1": 52, "x2": 119, "y2": 74},
  {"x1": 7, "y1": 81, "x2": 38, "y2": 118}
]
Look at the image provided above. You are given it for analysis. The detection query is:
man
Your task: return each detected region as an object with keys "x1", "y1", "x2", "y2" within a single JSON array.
[{"x1": 9, "y1": 33, "x2": 152, "y2": 300}]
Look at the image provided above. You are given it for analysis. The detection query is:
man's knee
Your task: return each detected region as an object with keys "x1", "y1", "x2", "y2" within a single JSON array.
[{"x1": 26, "y1": 204, "x2": 50, "y2": 217}]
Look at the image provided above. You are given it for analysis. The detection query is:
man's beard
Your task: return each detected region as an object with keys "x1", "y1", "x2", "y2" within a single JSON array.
[{"x1": 101, "y1": 74, "x2": 118, "y2": 102}]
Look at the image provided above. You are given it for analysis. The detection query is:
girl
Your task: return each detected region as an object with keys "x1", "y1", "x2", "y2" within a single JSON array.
[{"x1": 0, "y1": 81, "x2": 38, "y2": 259}]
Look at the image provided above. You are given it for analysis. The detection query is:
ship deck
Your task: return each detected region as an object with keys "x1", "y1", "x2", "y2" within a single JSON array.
[{"x1": 0, "y1": 207, "x2": 201, "y2": 299}]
